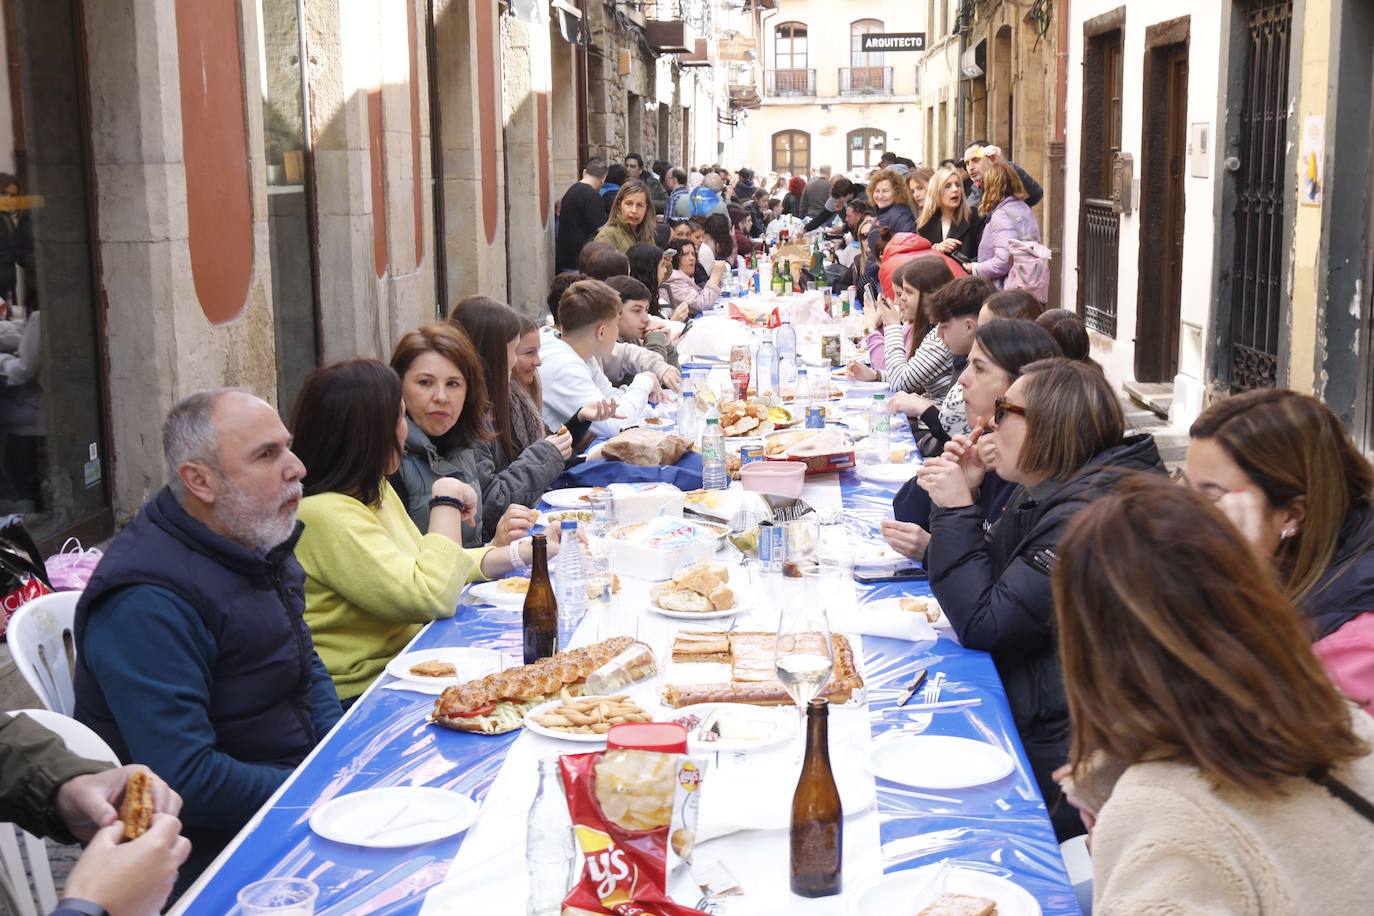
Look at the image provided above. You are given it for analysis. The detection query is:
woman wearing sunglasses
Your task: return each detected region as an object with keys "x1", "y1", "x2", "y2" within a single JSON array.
[
  {"x1": 1180, "y1": 389, "x2": 1374, "y2": 711},
  {"x1": 915, "y1": 357, "x2": 1165, "y2": 840},
  {"x1": 884, "y1": 319, "x2": 1059, "y2": 563},
  {"x1": 1053, "y1": 475, "x2": 1374, "y2": 913}
]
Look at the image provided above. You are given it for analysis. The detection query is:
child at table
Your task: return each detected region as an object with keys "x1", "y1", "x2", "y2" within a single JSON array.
[{"x1": 538, "y1": 278, "x2": 662, "y2": 439}]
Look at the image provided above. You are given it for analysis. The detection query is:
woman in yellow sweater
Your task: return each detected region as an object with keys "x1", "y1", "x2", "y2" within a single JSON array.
[{"x1": 290, "y1": 359, "x2": 560, "y2": 703}]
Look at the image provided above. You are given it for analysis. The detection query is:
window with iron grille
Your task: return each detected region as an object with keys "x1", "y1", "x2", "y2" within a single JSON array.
[{"x1": 1076, "y1": 26, "x2": 1124, "y2": 337}]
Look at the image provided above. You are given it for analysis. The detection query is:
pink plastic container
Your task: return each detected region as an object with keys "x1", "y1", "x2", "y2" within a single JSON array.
[{"x1": 740, "y1": 460, "x2": 806, "y2": 498}]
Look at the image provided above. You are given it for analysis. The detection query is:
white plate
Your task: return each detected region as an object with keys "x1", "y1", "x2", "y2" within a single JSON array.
[
  {"x1": 648, "y1": 598, "x2": 746, "y2": 620},
  {"x1": 844, "y1": 379, "x2": 890, "y2": 393},
  {"x1": 309, "y1": 787, "x2": 478, "y2": 848},
  {"x1": 542, "y1": 486, "x2": 600, "y2": 509},
  {"x1": 848, "y1": 864, "x2": 1042, "y2": 916},
  {"x1": 384, "y1": 647, "x2": 502, "y2": 685},
  {"x1": 522, "y1": 695, "x2": 651, "y2": 743},
  {"x1": 852, "y1": 543, "x2": 915, "y2": 570},
  {"x1": 866, "y1": 735, "x2": 1016, "y2": 789},
  {"x1": 867, "y1": 595, "x2": 945, "y2": 627},
  {"x1": 669, "y1": 703, "x2": 795, "y2": 752},
  {"x1": 855, "y1": 462, "x2": 920, "y2": 485},
  {"x1": 467, "y1": 579, "x2": 530, "y2": 608}
]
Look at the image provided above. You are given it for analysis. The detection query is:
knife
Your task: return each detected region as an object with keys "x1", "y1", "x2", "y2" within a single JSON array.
[{"x1": 897, "y1": 668, "x2": 929, "y2": 707}]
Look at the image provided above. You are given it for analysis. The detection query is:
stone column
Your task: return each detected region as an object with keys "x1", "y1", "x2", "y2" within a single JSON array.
[{"x1": 502, "y1": 14, "x2": 554, "y2": 316}]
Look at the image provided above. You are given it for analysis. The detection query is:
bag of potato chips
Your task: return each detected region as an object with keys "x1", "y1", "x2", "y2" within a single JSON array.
[{"x1": 559, "y1": 748, "x2": 707, "y2": 916}]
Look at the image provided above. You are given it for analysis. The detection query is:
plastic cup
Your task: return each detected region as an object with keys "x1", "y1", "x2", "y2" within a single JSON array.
[{"x1": 237, "y1": 878, "x2": 319, "y2": 915}]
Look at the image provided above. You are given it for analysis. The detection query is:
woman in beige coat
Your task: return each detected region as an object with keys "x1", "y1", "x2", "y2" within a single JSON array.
[{"x1": 1053, "y1": 475, "x2": 1374, "y2": 915}]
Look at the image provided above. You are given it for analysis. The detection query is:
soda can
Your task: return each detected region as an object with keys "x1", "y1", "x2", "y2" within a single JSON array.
[
  {"x1": 740, "y1": 444, "x2": 765, "y2": 465},
  {"x1": 805, "y1": 406, "x2": 826, "y2": 429}
]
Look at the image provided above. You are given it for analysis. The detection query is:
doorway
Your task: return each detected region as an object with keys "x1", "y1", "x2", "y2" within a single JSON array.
[
  {"x1": 1135, "y1": 20, "x2": 1189, "y2": 382},
  {"x1": 1076, "y1": 11, "x2": 1124, "y2": 337}
]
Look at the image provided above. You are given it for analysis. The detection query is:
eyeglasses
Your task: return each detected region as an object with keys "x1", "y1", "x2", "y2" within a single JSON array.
[{"x1": 993, "y1": 397, "x2": 1026, "y2": 426}]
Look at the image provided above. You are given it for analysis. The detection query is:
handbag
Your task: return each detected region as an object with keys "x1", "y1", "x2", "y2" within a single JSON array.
[
  {"x1": 44, "y1": 537, "x2": 103, "y2": 591},
  {"x1": 0, "y1": 515, "x2": 53, "y2": 639},
  {"x1": 1004, "y1": 238, "x2": 1052, "y2": 302}
]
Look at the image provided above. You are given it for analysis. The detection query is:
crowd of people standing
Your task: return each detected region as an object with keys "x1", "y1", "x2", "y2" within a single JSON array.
[{"x1": 6, "y1": 144, "x2": 1374, "y2": 916}]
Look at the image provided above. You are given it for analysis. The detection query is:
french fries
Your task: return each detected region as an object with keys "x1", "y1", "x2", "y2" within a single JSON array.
[{"x1": 529, "y1": 689, "x2": 652, "y2": 734}]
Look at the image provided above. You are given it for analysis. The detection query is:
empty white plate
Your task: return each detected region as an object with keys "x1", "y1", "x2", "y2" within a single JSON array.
[
  {"x1": 848, "y1": 863, "x2": 1042, "y2": 916},
  {"x1": 541, "y1": 486, "x2": 600, "y2": 509},
  {"x1": 384, "y1": 647, "x2": 501, "y2": 686},
  {"x1": 466, "y1": 579, "x2": 530, "y2": 609},
  {"x1": 866, "y1": 735, "x2": 1015, "y2": 789},
  {"x1": 855, "y1": 462, "x2": 920, "y2": 485},
  {"x1": 309, "y1": 787, "x2": 478, "y2": 848}
]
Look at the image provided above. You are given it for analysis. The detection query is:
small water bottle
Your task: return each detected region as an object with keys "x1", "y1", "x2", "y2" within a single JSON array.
[
  {"x1": 678, "y1": 389, "x2": 699, "y2": 443},
  {"x1": 527, "y1": 757, "x2": 577, "y2": 915},
  {"x1": 869, "y1": 393, "x2": 891, "y2": 459},
  {"x1": 555, "y1": 520, "x2": 587, "y2": 625},
  {"x1": 775, "y1": 312, "x2": 798, "y2": 368},
  {"x1": 756, "y1": 329, "x2": 780, "y2": 404},
  {"x1": 702, "y1": 413, "x2": 728, "y2": 490}
]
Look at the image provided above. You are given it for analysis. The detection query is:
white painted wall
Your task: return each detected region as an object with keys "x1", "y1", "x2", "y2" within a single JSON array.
[
  {"x1": 1063, "y1": 0, "x2": 1224, "y2": 425},
  {"x1": 745, "y1": 100, "x2": 920, "y2": 177}
]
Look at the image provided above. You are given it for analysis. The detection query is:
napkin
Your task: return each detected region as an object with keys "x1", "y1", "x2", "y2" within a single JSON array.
[{"x1": 834, "y1": 608, "x2": 938, "y2": 643}]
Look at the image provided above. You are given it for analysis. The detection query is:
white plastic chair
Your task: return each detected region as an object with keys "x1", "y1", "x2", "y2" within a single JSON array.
[
  {"x1": 7, "y1": 591, "x2": 81, "y2": 715},
  {"x1": 0, "y1": 709, "x2": 118, "y2": 916}
]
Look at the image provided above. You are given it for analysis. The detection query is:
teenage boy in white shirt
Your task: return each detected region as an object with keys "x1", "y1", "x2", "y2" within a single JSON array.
[{"x1": 539, "y1": 278, "x2": 661, "y2": 439}]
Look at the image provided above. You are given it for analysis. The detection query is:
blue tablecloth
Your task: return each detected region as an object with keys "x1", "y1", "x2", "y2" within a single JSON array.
[{"x1": 179, "y1": 430, "x2": 1078, "y2": 915}]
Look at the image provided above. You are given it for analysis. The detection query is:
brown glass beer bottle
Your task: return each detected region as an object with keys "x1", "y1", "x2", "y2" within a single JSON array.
[
  {"x1": 790, "y1": 697, "x2": 842, "y2": 896},
  {"x1": 522, "y1": 533, "x2": 558, "y2": 664}
]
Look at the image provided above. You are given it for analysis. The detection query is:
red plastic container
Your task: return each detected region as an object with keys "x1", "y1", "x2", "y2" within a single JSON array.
[{"x1": 607, "y1": 721, "x2": 689, "y2": 754}]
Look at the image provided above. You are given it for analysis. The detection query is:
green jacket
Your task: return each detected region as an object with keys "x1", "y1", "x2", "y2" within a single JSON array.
[
  {"x1": 594, "y1": 222, "x2": 651, "y2": 254},
  {"x1": 0, "y1": 712, "x2": 110, "y2": 843}
]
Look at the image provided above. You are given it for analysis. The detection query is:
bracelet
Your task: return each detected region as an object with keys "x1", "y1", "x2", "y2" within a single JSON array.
[
  {"x1": 429, "y1": 495, "x2": 466, "y2": 512},
  {"x1": 508, "y1": 539, "x2": 530, "y2": 571}
]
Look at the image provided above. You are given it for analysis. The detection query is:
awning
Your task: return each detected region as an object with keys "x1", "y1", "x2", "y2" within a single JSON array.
[
  {"x1": 551, "y1": 0, "x2": 585, "y2": 45},
  {"x1": 960, "y1": 39, "x2": 986, "y2": 79}
]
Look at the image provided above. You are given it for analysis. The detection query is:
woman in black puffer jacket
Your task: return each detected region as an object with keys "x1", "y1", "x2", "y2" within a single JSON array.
[{"x1": 915, "y1": 357, "x2": 1164, "y2": 841}]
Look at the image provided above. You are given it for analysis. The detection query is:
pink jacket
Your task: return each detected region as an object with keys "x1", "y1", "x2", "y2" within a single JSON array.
[
  {"x1": 662, "y1": 269, "x2": 720, "y2": 315},
  {"x1": 1314, "y1": 613, "x2": 1374, "y2": 713},
  {"x1": 864, "y1": 325, "x2": 913, "y2": 371}
]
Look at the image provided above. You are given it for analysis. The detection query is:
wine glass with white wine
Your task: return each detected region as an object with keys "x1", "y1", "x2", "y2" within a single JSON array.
[{"x1": 775, "y1": 562, "x2": 838, "y2": 754}]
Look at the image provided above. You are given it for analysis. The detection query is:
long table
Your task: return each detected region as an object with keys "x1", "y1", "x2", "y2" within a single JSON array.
[{"x1": 173, "y1": 458, "x2": 1078, "y2": 915}]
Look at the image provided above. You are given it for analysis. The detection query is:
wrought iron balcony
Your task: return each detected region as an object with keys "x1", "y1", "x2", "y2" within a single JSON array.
[
  {"x1": 765, "y1": 68, "x2": 815, "y2": 98},
  {"x1": 839, "y1": 67, "x2": 893, "y2": 96}
]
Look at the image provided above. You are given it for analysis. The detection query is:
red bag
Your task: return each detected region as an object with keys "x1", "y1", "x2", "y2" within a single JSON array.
[
  {"x1": 0, "y1": 517, "x2": 53, "y2": 639},
  {"x1": 559, "y1": 749, "x2": 707, "y2": 916}
]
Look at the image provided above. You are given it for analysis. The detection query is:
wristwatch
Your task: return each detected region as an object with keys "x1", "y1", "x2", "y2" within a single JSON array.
[{"x1": 53, "y1": 901, "x2": 109, "y2": 916}]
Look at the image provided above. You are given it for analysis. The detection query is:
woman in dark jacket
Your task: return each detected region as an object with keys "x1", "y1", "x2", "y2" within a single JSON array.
[
  {"x1": 916, "y1": 357, "x2": 1164, "y2": 841},
  {"x1": 916, "y1": 164, "x2": 985, "y2": 262},
  {"x1": 864, "y1": 168, "x2": 918, "y2": 288}
]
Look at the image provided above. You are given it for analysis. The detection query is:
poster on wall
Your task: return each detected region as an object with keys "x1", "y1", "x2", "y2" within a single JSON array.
[{"x1": 1300, "y1": 114, "x2": 1323, "y2": 207}]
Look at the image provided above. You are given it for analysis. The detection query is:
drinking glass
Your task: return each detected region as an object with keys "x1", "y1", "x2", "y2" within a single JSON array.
[
  {"x1": 775, "y1": 567, "x2": 835, "y2": 753},
  {"x1": 237, "y1": 878, "x2": 319, "y2": 915}
]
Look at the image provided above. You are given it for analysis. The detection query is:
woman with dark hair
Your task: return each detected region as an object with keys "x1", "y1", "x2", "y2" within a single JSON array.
[
  {"x1": 595, "y1": 179, "x2": 655, "y2": 253},
  {"x1": 512, "y1": 314, "x2": 544, "y2": 409},
  {"x1": 1053, "y1": 475, "x2": 1374, "y2": 911},
  {"x1": 291, "y1": 360, "x2": 550, "y2": 703},
  {"x1": 1035, "y1": 308, "x2": 1091, "y2": 362},
  {"x1": 980, "y1": 289, "x2": 1044, "y2": 324},
  {"x1": 728, "y1": 206, "x2": 754, "y2": 261},
  {"x1": 390, "y1": 323, "x2": 541, "y2": 548},
  {"x1": 702, "y1": 211, "x2": 736, "y2": 268},
  {"x1": 1183, "y1": 390, "x2": 1374, "y2": 709},
  {"x1": 847, "y1": 257, "x2": 955, "y2": 396},
  {"x1": 782, "y1": 175, "x2": 807, "y2": 218},
  {"x1": 886, "y1": 318, "x2": 1060, "y2": 564},
  {"x1": 916, "y1": 358, "x2": 1164, "y2": 839},
  {"x1": 661, "y1": 240, "x2": 725, "y2": 315},
  {"x1": 626, "y1": 242, "x2": 670, "y2": 314},
  {"x1": 449, "y1": 296, "x2": 572, "y2": 542}
]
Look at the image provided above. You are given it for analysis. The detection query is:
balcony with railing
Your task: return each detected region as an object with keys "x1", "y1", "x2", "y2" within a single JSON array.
[
  {"x1": 642, "y1": 0, "x2": 698, "y2": 53},
  {"x1": 838, "y1": 67, "x2": 893, "y2": 96},
  {"x1": 765, "y1": 68, "x2": 815, "y2": 98}
]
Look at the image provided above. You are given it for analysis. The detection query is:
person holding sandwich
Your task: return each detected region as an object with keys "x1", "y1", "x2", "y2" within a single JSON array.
[{"x1": 2, "y1": 710, "x2": 188, "y2": 915}]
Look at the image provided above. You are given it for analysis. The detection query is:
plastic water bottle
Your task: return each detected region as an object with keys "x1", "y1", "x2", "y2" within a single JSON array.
[
  {"x1": 775, "y1": 312, "x2": 797, "y2": 367},
  {"x1": 678, "y1": 389, "x2": 699, "y2": 443},
  {"x1": 702, "y1": 413, "x2": 728, "y2": 490},
  {"x1": 756, "y1": 329, "x2": 780, "y2": 404},
  {"x1": 869, "y1": 393, "x2": 891, "y2": 460},
  {"x1": 555, "y1": 519, "x2": 587, "y2": 626},
  {"x1": 527, "y1": 757, "x2": 577, "y2": 915}
]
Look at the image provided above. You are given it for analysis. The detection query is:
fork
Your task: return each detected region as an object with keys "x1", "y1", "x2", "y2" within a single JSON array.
[{"x1": 908, "y1": 672, "x2": 946, "y2": 735}]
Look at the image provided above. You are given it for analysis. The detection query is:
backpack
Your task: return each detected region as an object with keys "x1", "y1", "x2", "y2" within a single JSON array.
[{"x1": 1005, "y1": 239, "x2": 1052, "y2": 302}]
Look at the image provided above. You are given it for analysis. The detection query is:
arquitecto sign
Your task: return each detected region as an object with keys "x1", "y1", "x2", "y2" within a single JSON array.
[{"x1": 860, "y1": 33, "x2": 926, "y2": 53}]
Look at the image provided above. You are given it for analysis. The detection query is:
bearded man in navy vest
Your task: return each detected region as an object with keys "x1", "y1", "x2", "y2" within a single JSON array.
[{"x1": 73, "y1": 389, "x2": 343, "y2": 893}]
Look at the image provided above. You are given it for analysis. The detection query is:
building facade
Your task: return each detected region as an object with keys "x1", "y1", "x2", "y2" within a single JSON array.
[
  {"x1": 5, "y1": 0, "x2": 716, "y2": 550},
  {"x1": 736, "y1": 0, "x2": 929, "y2": 175},
  {"x1": 1061, "y1": 0, "x2": 1374, "y2": 437}
]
